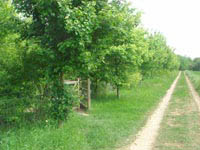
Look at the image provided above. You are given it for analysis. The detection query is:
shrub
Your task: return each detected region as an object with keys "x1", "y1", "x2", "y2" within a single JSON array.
[{"x1": 125, "y1": 72, "x2": 143, "y2": 88}]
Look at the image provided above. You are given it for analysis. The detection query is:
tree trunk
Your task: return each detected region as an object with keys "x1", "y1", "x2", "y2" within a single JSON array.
[
  {"x1": 94, "y1": 78, "x2": 98, "y2": 98},
  {"x1": 60, "y1": 72, "x2": 64, "y2": 86},
  {"x1": 87, "y1": 78, "x2": 91, "y2": 110},
  {"x1": 117, "y1": 86, "x2": 120, "y2": 99}
]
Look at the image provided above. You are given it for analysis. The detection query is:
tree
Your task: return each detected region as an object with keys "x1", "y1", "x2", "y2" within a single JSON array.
[
  {"x1": 192, "y1": 58, "x2": 200, "y2": 71},
  {"x1": 178, "y1": 55, "x2": 193, "y2": 70},
  {"x1": 86, "y1": 1, "x2": 145, "y2": 98},
  {"x1": 0, "y1": 0, "x2": 19, "y2": 42},
  {"x1": 0, "y1": 0, "x2": 23, "y2": 95},
  {"x1": 13, "y1": 0, "x2": 101, "y2": 119},
  {"x1": 0, "y1": 0, "x2": 180, "y2": 122},
  {"x1": 141, "y1": 32, "x2": 179, "y2": 76}
]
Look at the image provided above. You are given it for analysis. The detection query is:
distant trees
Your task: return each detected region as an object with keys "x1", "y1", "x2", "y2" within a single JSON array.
[
  {"x1": 141, "y1": 32, "x2": 179, "y2": 76},
  {"x1": 178, "y1": 55, "x2": 193, "y2": 70},
  {"x1": 192, "y1": 58, "x2": 200, "y2": 71},
  {"x1": 88, "y1": 1, "x2": 146, "y2": 97},
  {"x1": 178, "y1": 56, "x2": 200, "y2": 71},
  {"x1": 1, "y1": 0, "x2": 180, "y2": 123},
  {"x1": 0, "y1": 1, "x2": 23, "y2": 95}
]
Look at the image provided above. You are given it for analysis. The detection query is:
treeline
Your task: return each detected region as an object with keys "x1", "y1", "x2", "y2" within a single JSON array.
[
  {"x1": 178, "y1": 55, "x2": 200, "y2": 71},
  {"x1": 0, "y1": 0, "x2": 179, "y2": 123}
]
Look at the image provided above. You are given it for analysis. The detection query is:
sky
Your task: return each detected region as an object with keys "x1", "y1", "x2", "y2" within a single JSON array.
[{"x1": 129, "y1": 0, "x2": 200, "y2": 59}]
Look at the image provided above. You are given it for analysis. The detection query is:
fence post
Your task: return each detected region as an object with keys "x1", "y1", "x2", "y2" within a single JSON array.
[
  {"x1": 77, "y1": 78, "x2": 80, "y2": 97},
  {"x1": 87, "y1": 78, "x2": 91, "y2": 110}
]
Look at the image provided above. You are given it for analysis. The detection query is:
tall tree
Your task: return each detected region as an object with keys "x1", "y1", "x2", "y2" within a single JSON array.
[
  {"x1": 141, "y1": 32, "x2": 179, "y2": 76},
  {"x1": 87, "y1": 1, "x2": 145, "y2": 98},
  {"x1": 13, "y1": 0, "x2": 102, "y2": 119}
]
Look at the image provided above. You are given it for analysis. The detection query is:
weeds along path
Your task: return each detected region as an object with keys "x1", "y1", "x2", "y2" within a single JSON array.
[
  {"x1": 121, "y1": 72, "x2": 181, "y2": 150},
  {"x1": 185, "y1": 74, "x2": 200, "y2": 112}
]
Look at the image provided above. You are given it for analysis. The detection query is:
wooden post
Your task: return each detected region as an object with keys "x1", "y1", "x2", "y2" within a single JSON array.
[
  {"x1": 117, "y1": 86, "x2": 120, "y2": 99},
  {"x1": 77, "y1": 78, "x2": 80, "y2": 97},
  {"x1": 87, "y1": 78, "x2": 91, "y2": 110}
]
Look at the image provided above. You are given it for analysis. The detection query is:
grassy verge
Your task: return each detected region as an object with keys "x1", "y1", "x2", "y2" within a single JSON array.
[
  {"x1": 186, "y1": 71, "x2": 200, "y2": 94},
  {"x1": 153, "y1": 73, "x2": 200, "y2": 150},
  {"x1": 0, "y1": 72, "x2": 178, "y2": 150}
]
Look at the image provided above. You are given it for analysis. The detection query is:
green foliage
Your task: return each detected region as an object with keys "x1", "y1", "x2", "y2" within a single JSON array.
[
  {"x1": 12, "y1": 0, "x2": 100, "y2": 120},
  {"x1": 141, "y1": 32, "x2": 180, "y2": 77},
  {"x1": 179, "y1": 57, "x2": 200, "y2": 71},
  {"x1": 49, "y1": 83, "x2": 79, "y2": 120},
  {"x1": 87, "y1": 2, "x2": 146, "y2": 97},
  {"x1": 1, "y1": 0, "x2": 180, "y2": 124},
  {"x1": 125, "y1": 72, "x2": 143, "y2": 88},
  {"x1": 178, "y1": 55, "x2": 193, "y2": 70},
  {"x1": 192, "y1": 58, "x2": 200, "y2": 71},
  {"x1": 0, "y1": 1, "x2": 182, "y2": 149},
  {"x1": 0, "y1": 0, "x2": 18, "y2": 40},
  {"x1": 0, "y1": 72, "x2": 178, "y2": 150}
]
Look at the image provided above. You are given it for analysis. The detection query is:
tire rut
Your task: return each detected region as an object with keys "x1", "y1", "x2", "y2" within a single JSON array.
[
  {"x1": 185, "y1": 74, "x2": 200, "y2": 112},
  {"x1": 119, "y1": 72, "x2": 181, "y2": 150}
]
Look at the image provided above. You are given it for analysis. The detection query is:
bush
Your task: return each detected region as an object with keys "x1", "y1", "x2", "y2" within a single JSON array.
[
  {"x1": 0, "y1": 96, "x2": 31, "y2": 125},
  {"x1": 49, "y1": 84, "x2": 79, "y2": 121},
  {"x1": 125, "y1": 72, "x2": 143, "y2": 88}
]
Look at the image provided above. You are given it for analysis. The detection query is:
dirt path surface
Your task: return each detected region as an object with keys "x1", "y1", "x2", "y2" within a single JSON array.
[
  {"x1": 121, "y1": 72, "x2": 181, "y2": 150},
  {"x1": 153, "y1": 73, "x2": 200, "y2": 150},
  {"x1": 185, "y1": 75, "x2": 200, "y2": 112}
]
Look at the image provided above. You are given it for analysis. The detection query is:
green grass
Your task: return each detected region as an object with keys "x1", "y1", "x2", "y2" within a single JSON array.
[
  {"x1": 0, "y1": 72, "x2": 178, "y2": 150},
  {"x1": 153, "y1": 73, "x2": 200, "y2": 150},
  {"x1": 186, "y1": 71, "x2": 200, "y2": 94}
]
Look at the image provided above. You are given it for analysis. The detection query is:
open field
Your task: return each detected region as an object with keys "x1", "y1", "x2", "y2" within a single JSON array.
[{"x1": 0, "y1": 72, "x2": 178, "y2": 150}]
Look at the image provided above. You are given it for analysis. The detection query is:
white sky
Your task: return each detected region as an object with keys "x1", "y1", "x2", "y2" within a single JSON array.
[{"x1": 130, "y1": 0, "x2": 200, "y2": 59}]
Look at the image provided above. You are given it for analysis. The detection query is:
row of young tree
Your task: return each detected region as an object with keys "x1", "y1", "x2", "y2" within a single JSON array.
[
  {"x1": 0, "y1": 0, "x2": 180, "y2": 123},
  {"x1": 178, "y1": 55, "x2": 200, "y2": 71}
]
